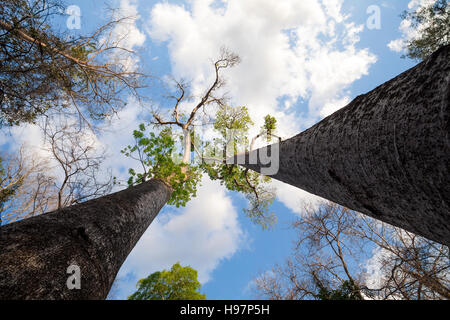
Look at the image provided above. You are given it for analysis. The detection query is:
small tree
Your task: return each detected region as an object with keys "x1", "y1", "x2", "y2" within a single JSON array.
[{"x1": 128, "y1": 263, "x2": 206, "y2": 300}]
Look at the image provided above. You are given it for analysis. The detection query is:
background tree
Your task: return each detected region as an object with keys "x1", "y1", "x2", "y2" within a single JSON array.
[
  {"x1": 401, "y1": 0, "x2": 449, "y2": 60},
  {"x1": 0, "y1": 157, "x2": 18, "y2": 219},
  {"x1": 121, "y1": 49, "x2": 279, "y2": 229},
  {"x1": 355, "y1": 216, "x2": 450, "y2": 300},
  {"x1": 0, "y1": 0, "x2": 146, "y2": 126},
  {"x1": 0, "y1": 120, "x2": 112, "y2": 224},
  {"x1": 254, "y1": 202, "x2": 449, "y2": 300},
  {"x1": 128, "y1": 262, "x2": 206, "y2": 300},
  {"x1": 0, "y1": 147, "x2": 55, "y2": 225},
  {"x1": 42, "y1": 119, "x2": 112, "y2": 209}
]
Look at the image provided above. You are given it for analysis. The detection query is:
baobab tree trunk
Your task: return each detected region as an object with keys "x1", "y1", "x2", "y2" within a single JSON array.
[
  {"x1": 241, "y1": 45, "x2": 450, "y2": 246},
  {"x1": 0, "y1": 179, "x2": 172, "y2": 299}
]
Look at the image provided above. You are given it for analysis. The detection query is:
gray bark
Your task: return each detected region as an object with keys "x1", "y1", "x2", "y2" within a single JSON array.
[
  {"x1": 241, "y1": 45, "x2": 450, "y2": 246},
  {"x1": 0, "y1": 179, "x2": 172, "y2": 299}
]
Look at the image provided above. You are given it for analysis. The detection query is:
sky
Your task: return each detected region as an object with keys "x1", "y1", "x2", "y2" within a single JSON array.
[{"x1": 0, "y1": 0, "x2": 431, "y2": 299}]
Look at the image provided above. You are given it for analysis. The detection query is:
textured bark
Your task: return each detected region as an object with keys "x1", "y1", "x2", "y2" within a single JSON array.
[
  {"x1": 0, "y1": 179, "x2": 172, "y2": 300},
  {"x1": 241, "y1": 45, "x2": 450, "y2": 246}
]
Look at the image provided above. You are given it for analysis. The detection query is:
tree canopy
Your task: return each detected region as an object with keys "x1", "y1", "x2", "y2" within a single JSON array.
[
  {"x1": 402, "y1": 0, "x2": 449, "y2": 60},
  {"x1": 120, "y1": 50, "x2": 279, "y2": 229},
  {"x1": 0, "y1": 157, "x2": 21, "y2": 222},
  {"x1": 128, "y1": 263, "x2": 206, "y2": 300},
  {"x1": 254, "y1": 202, "x2": 450, "y2": 300},
  {"x1": 0, "y1": 0, "x2": 145, "y2": 126}
]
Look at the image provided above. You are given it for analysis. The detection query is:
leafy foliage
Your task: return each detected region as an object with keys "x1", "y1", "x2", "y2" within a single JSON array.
[
  {"x1": 204, "y1": 106, "x2": 276, "y2": 228},
  {"x1": 121, "y1": 124, "x2": 201, "y2": 207},
  {"x1": 202, "y1": 160, "x2": 276, "y2": 229},
  {"x1": 122, "y1": 50, "x2": 278, "y2": 228},
  {"x1": 122, "y1": 106, "x2": 277, "y2": 228},
  {"x1": 316, "y1": 280, "x2": 364, "y2": 300},
  {"x1": 128, "y1": 263, "x2": 206, "y2": 300},
  {"x1": 402, "y1": 0, "x2": 449, "y2": 60},
  {"x1": 213, "y1": 105, "x2": 253, "y2": 139},
  {"x1": 0, "y1": 0, "x2": 144, "y2": 126}
]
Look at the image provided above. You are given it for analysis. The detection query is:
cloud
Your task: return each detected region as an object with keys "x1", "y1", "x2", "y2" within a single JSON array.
[
  {"x1": 1, "y1": 123, "x2": 45, "y2": 156},
  {"x1": 148, "y1": 0, "x2": 376, "y2": 138},
  {"x1": 322, "y1": 0, "x2": 347, "y2": 23},
  {"x1": 387, "y1": 0, "x2": 437, "y2": 53},
  {"x1": 1, "y1": 0, "x2": 148, "y2": 175},
  {"x1": 101, "y1": 0, "x2": 147, "y2": 72},
  {"x1": 113, "y1": 177, "x2": 246, "y2": 299},
  {"x1": 116, "y1": 0, "x2": 146, "y2": 49},
  {"x1": 320, "y1": 96, "x2": 351, "y2": 118},
  {"x1": 147, "y1": 0, "x2": 376, "y2": 214},
  {"x1": 272, "y1": 180, "x2": 324, "y2": 216},
  {"x1": 1, "y1": 0, "x2": 380, "y2": 299},
  {"x1": 362, "y1": 246, "x2": 388, "y2": 295},
  {"x1": 0, "y1": 115, "x2": 105, "y2": 184}
]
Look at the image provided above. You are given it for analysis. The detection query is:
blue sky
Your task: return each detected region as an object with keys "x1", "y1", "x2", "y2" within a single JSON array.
[{"x1": 1, "y1": 0, "x2": 428, "y2": 300}]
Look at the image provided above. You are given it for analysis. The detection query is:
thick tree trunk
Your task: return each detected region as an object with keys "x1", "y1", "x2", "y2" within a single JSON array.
[
  {"x1": 241, "y1": 45, "x2": 450, "y2": 246},
  {"x1": 0, "y1": 179, "x2": 172, "y2": 299}
]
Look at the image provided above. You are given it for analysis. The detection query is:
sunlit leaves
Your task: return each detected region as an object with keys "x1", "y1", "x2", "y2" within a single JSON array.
[
  {"x1": 122, "y1": 105, "x2": 278, "y2": 229},
  {"x1": 121, "y1": 124, "x2": 201, "y2": 207},
  {"x1": 128, "y1": 262, "x2": 206, "y2": 300}
]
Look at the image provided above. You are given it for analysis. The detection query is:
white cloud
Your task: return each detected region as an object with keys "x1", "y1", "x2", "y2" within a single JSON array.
[
  {"x1": 96, "y1": 98, "x2": 147, "y2": 184},
  {"x1": 114, "y1": 177, "x2": 246, "y2": 299},
  {"x1": 381, "y1": 2, "x2": 395, "y2": 9},
  {"x1": 322, "y1": 0, "x2": 347, "y2": 23},
  {"x1": 387, "y1": 0, "x2": 437, "y2": 54},
  {"x1": 272, "y1": 180, "x2": 324, "y2": 216},
  {"x1": 388, "y1": 15, "x2": 416, "y2": 53},
  {"x1": 147, "y1": 0, "x2": 376, "y2": 214},
  {"x1": 101, "y1": 0, "x2": 147, "y2": 72},
  {"x1": 362, "y1": 246, "x2": 388, "y2": 295},
  {"x1": 116, "y1": 0, "x2": 146, "y2": 49},
  {"x1": 0, "y1": 115, "x2": 106, "y2": 184},
  {"x1": 148, "y1": 0, "x2": 376, "y2": 137}
]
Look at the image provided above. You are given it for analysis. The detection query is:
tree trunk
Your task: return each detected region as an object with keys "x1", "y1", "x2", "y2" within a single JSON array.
[
  {"x1": 0, "y1": 179, "x2": 172, "y2": 299},
  {"x1": 241, "y1": 45, "x2": 450, "y2": 246},
  {"x1": 182, "y1": 128, "x2": 192, "y2": 164}
]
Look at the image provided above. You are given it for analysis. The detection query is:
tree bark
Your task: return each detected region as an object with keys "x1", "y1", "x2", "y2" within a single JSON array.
[
  {"x1": 0, "y1": 179, "x2": 172, "y2": 300},
  {"x1": 241, "y1": 45, "x2": 450, "y2": 246}
]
